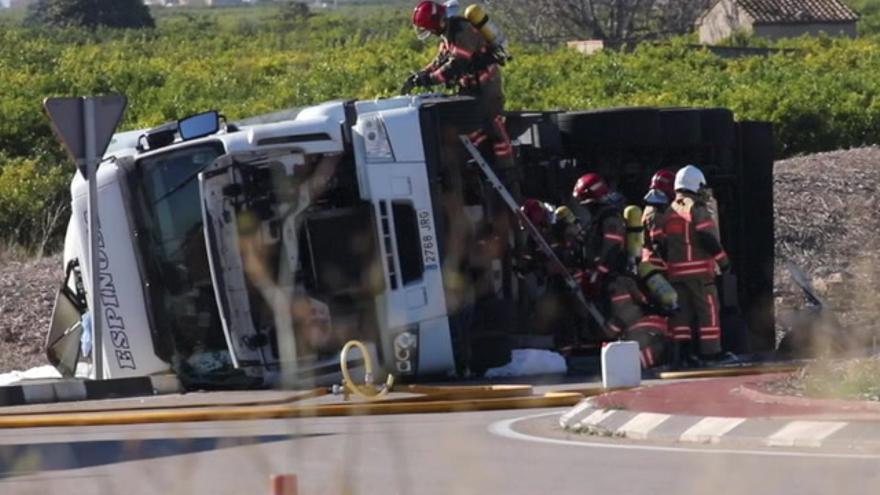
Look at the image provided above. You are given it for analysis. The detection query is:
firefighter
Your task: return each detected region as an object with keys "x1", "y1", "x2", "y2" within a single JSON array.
[
  {"x1": 571, "y1": 173, "x2": 644, "y2": 335},
  {"x1": 518, "y1": 198, "x2": 559, "y2": 269},
  {"x1": 642, "y1": 168, "x2": 674, "y2": 261},
  {"x1": 403, "y1": 1, "x2": 517, "y2": 197},
  {"x1": 660, "y1": 165, "x2": 731, "y2": 362}
]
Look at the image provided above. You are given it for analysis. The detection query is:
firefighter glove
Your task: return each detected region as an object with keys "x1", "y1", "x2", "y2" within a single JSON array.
[{"x1": 401, "y1": 71, "x2": 433, "y2": 94}]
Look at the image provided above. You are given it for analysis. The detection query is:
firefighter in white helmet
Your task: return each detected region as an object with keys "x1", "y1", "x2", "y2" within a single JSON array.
[{"x1": 659, "y1": 165, "x2": 731, "y2": 363}]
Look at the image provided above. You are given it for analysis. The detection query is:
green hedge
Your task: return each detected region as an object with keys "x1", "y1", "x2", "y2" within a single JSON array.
[
  {"x1": 0, "y1": 155, "x2": 70, "y2": 256},
  {"x1": 3, "y1": 7, "x2": 880, "y2": 250}
]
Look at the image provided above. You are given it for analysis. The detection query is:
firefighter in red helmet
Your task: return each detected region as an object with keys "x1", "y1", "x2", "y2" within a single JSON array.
[
  {"x1": 572, "y1": 173, "x2": 646, "y2": 337},
  {"x1": 404, "y1": 1, "x2": 517, "y2": 197}
]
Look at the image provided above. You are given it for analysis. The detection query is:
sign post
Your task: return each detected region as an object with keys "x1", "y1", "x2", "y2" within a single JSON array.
[{"x1": 44, "y1": 95, "x2": 127, "y2": 380}]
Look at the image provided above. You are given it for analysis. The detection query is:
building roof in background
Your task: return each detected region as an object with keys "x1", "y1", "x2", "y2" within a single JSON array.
[{"x1": 736, "y1": 0, "x2": 859, "y2": 24}]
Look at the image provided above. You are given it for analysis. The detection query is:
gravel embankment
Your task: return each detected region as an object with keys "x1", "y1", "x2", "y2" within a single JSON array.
[
  {"x1": 774, "y1": 146, "x2": 880, "y2": 344},
  {"x1": 0, "y1": 256, "x2": 61, "y2": 371}
]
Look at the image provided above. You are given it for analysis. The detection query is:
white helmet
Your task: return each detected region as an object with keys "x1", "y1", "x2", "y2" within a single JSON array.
[{"x1": 674, "y1": 165, "x2": 707, "y2": 193}]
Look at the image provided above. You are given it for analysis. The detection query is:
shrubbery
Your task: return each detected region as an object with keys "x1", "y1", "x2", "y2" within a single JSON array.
[
  {"x1": 3, "y1": 5, "x2": 880, "y2": 251},
  {"x1": 0, "y1": 155, "x2": 70, "y2": 257}
]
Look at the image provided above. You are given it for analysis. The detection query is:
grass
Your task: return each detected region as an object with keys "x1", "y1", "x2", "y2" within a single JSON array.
[{"x1": 799, "y1": 358, "x2": 880, "y2": 401}]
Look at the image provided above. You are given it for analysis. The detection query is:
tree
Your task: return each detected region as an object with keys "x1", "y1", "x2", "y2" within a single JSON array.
[
  {"x1": 486, "y1": 0, "x2": 712, "y2": 45},
  {"x1": 25, "y1": 0, "x2": 155, "y2": 29}
]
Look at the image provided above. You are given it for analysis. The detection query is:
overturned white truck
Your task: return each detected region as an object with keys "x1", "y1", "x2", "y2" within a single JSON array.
[{"x1": 45, "y1": 95, "x2": 776, "y2": 388}]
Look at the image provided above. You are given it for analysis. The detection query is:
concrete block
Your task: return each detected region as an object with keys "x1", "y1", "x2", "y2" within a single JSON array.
[
  {"x1": 52, "y1": 380, "x2": 87, "y2": 402},
  {"x1": 601, "y1": 341, "x2": 641, "y2": 389},
  {"x1": 21, "y1": 383, "x2": 57, "y2": 404},
  {"x1": 150, "y1": 375, "x2": 183, "y2": 395}
]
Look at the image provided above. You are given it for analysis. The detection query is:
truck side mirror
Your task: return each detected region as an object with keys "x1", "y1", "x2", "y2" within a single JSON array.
[{"x1": 179, "y1": 111, "x2": 220, "y2": 141}]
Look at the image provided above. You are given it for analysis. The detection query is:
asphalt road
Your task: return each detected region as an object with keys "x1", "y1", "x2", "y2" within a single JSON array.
[{"x1": 1, "y1": 400, "x2": 878, "y2": 495}]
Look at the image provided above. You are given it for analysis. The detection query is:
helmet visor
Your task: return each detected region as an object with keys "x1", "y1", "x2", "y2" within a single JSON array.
[{"x1": 415, "y1": 26, "x2": 433, "y2": 40}]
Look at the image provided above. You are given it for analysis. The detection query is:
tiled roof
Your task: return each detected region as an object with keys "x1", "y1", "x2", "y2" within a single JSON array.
[{"x1": 736, "y1": 0, "x2": 859, "y2": 24}]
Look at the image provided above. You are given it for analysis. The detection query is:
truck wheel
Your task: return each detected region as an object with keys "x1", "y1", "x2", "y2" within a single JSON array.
[
  {"x1": 700, "y1": 108, "x2": 736, "y2": 148},
  {"x1": 556, "y1": 107, "x2": 662, "y2": 152},
  {"x1": 660, "y1": 108, "x2": 702, "y2": 149}
]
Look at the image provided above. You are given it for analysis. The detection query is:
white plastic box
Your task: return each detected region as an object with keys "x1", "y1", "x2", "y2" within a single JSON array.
[{"x1": 601, "y1": 341, "x2": 641, "y2": 389}]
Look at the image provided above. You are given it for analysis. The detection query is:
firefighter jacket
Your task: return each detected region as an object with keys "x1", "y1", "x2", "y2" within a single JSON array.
[
  {"x1": 425, "y1": 17, "x2": 504, "y2": 116},
  {"x1": 659, "y1": 192, "x2": 729, "y2": 280}
]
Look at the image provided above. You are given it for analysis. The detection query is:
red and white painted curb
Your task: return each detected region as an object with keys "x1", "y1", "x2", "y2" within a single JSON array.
[{"x1": 559, "y1": 399, "x2": 873, "y2": 450}]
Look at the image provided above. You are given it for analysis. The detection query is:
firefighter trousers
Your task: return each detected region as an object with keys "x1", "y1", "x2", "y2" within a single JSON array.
[
  {"x1": 468, "y1": 114, "x2": 518, "y2": 194},
  {"x1": 606, "y1": 275, "x2": 644, "y2": 335},
  {"x1": 625, "y1": 315, "x2": 668, "y2": 369},
  {"x1": 669, "y1": 277, "x2": 722, "y2": 356}
]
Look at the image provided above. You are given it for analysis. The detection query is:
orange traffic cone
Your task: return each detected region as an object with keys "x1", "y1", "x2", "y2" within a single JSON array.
[{"x1": 270, "y1": 474, "x2": 298, "y2": 495}]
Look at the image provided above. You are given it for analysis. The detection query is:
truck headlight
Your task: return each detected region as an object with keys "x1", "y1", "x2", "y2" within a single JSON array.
[
  {"x1": 362, "y1": 116, "x2": 395, "y2": 163},
  {"x1": 392, "y1": 328, "x2": 418, "y2": 376}
]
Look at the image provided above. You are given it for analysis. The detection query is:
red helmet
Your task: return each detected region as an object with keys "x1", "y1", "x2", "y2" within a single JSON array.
[
  {"x1": 650, "y1": 169, "x2": 675, "y2": 198},
  {"x1": 520, "y1": 199, "x2": 553, "y2": 228},
  {"x1": 412, "y1": 1, "x2": 446, "y2": 40},
  {"x1": 572, "y1": 173, "x2": 610, "y2": 204}
]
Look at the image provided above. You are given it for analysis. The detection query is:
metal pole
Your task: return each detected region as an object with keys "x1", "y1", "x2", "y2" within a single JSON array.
[{"x1": 84, "y1": 97, "x2": 103, "y2": 380}]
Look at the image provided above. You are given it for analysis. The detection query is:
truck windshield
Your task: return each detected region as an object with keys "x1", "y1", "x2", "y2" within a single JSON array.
[{"x1": 129, "y1": 142, "x2": 227, "y2": 363}]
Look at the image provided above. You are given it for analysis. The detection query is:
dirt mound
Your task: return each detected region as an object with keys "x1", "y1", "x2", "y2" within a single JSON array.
[
  {"x1": 774, "y1": 146, "x2": 880, "y2": 347},
  {"x1": 0, "y1": 255, "x2": 61, "y2": 372}
]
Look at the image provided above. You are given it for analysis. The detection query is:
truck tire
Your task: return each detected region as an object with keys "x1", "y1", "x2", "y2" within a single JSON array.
[
  {"x1": 556, "y1": 107, "x2": 662, "y2": 153},
  {"x1": 660, "y1": 108, "x2": 702, "y2": 149},
  {"x1": 737, "y1": 121, "x2": 775, "y2": 352},
  {"x1": 700, "y1": 108, "x2": 736, "y2": 148}
]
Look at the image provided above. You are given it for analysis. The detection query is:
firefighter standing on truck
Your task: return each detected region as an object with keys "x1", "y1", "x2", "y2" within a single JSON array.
[
  {"x1": 659, "y1": 165, "x2": 730, "y2": 364},
  {"x1": 403, "y1": 1, "x2": 518, "y2": 197}
]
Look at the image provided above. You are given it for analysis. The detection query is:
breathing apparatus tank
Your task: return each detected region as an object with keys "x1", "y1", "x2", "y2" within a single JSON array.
[
  {"x1": 623, "y1": 205, "x2": 644, "y2": 262},
  {"x1": 463, "y1": 4, "x2": 511, "y2": 64},
  {"x1": 638, "y1": 261, "x2": 679, "y2": 312},
  {"x1": 555, "y1": 205, "x2": 587, "y2": 243}
]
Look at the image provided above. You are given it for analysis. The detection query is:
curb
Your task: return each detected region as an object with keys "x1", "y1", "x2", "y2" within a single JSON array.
[
  {"x1": 0, "y1": 375, "x2": 183, "y2": 407},
  {"x1": 559, "y1": 399, "x2": 880, "y2": 450},
  {"x1": 738, "y1": 383, "x2": 880, "y2": 414}
]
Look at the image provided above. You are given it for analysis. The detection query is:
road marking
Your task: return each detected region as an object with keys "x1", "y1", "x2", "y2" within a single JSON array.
[
  {"x1": 680, "y1": 417, "x2": 745, "y2": 444},
  {"x1": 558, "y1": 400, "x2": 592, "y2": 427},
  {"x1": 618, "y1": 413, "x2": 670, "y2": 439},
  {"x1": 766, "y1": 421, "x2": 848, "y2": 448},
  {"x1": 572, "y1": 409, "x2": 618, "y2": 431},
  {"x1": 488, "y1": 412, "x2": 880, "y2": 460}
]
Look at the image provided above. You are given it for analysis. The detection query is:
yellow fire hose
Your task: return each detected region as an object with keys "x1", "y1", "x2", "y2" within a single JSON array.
[
  {"x1": 0, "y1": 340, "x2": 799, "y2": 429},
  {"x1": 339, "y1": 340, "x2": 395, "y2": 401},
  {"x1": 657, "y1": 365, "x2": 801, "y2": 380}
]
